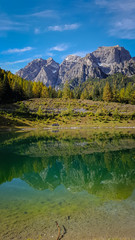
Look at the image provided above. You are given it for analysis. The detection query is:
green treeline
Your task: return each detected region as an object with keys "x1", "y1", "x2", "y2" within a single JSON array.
[
  {"x1": 72, "y1": 74, "x2": 135, "y2": 104},
  {"x1": 0, "y1": 68, "x2": 57, "y2": 103},
  {"x1": 0, "y1": 68, "x2": 135, "y2": 104}
]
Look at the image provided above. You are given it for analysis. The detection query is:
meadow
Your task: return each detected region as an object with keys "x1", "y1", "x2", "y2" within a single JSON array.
[{"x1": 0, "y1": 98, "x2": 135, "y2": 129}]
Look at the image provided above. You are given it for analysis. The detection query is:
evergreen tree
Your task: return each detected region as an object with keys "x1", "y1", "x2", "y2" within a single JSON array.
[
  {"x1": 32, "y1": 82, "x2": 42, "y2": 98},
  {"x1": 92, "y1": 85, "x2": 100, "y2": 100},
  {"x1": 81, "y1": 89, "x2": 89, "y2": 99},
  {"x1": 48, "y1": 86, "x2": 53, "y2": 98},
  {"x1": 2, "y1": 73, "x2": 12, "y2": 102},
  {"x1": 41, "y1": 86, "x2": 49, "y2": 98},
  {"x1": 131, "y1": 90, "x2": 135, "y2": 104},
  {"x1": 57, "y1": 89, "x2": 62, "y2": 98},
  {"x1": 103, "y1": 82, "x2": 112, "y2": 102},
  {"x1": 62, "y1": 81, "x2": 70, "y2": 99},
  {"x1": 125, "y1": 83, "x2": 132, "y2": 103},
  {"x1": 119, "y1": 88, "x2": 125, "y2": 103},
  {"x1": 112, "y1": 83, "x2": 118, "y2": 102}
]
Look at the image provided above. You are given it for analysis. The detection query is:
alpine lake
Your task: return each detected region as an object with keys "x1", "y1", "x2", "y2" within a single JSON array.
[{"x1": 0, "y1": 128, "x2": 135, "y2": 240}]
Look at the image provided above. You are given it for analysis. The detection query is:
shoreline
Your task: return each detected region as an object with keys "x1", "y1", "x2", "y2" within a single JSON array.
[{"x1": 0, "y1": 123, "x2": 135, "y2": 132}]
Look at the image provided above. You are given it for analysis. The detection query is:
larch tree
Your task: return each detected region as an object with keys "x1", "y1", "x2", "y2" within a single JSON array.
[
  {"x1": 62, "y1": 81, "x2": 70, "y2": 99},
  {"x1": 103, "y1": 82, "x2": 112, "y2": 102}
]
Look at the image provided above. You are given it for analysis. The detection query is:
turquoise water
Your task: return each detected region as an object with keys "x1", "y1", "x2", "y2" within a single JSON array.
[{"x1": 0, "y1": 129, "x2": 135, "y2": 240}]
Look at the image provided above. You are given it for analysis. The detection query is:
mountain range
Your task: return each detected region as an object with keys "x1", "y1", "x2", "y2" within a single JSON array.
[{"x1": 16, "y1": 45, "x2": 135, "y2": 88}]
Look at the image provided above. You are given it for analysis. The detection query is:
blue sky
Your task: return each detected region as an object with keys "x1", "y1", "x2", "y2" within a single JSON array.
[{"x1": 0, "y1": 0, "x2": 135, "y2": 73}]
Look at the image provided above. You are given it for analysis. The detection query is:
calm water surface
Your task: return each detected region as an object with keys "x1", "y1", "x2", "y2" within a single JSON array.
[{"x1": 0, "y1": 129, "x2": 135, "y2": 240}]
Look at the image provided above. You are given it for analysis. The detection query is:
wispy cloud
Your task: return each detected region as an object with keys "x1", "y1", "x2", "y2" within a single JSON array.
[
  {"x1": 50, "y1": 44, "x2": 68, "y2": 51},
  {"x1": 34, "y1": 28, "x2": 40, "y2": 34},
  {"x1": 48, "y1": 23, "x2": 80, "y2": 31},
  {"x1": 30, "y1": 10, "x2": 57, "y2": 18},
  {"x1": 0, "y1": 10, "x2": 58, "y2": 34},
  {"x1": 16, "y1": 10, "x2": 58, "y2": 19},
  {"x1": 34, "y1": 54, "x2": 43, "y2": 58},
  {"x1": 34, "y1": 23, "x2": 79, "y2": 34},
  {"x1": 95, "y1": 0, "x2": 135, "y2": 12},
  {"x1": 46, "y1": 52, "x2": 55, "y2": 57},
  {"x1": 2, "y1": 47, "x2": 33, "y2": 54},
  {"x1": 0, "y1": 19, "x2": 26, "y2": 31},
  {"x1": 95, "y1": 0, "x2": 135, "y2": 39},
  {"x1": 71, "y1": 51, "x2": 89, "y2": 57},
  {"x1": 114, "y1": 19, "x2": 135, "y2": 31},
  {"x1": 0, "y1": 58, "x2": 32, "y2": 65},
  {"x1": 0, "y1": 14, "x2": 29, "y2": 32}
]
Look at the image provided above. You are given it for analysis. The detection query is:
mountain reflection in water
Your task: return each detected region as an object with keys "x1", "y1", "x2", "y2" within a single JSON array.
[
  {"x1": 0, "y1": 129, "x2": 135, "y2": 200},
  {"x1": 0, "y1": 129, "x2": 135, "y2": 240}
]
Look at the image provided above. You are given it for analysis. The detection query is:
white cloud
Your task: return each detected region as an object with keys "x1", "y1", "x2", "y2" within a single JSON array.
[
  {"x1": 2, "y1": 47, "x2": 33, "y2": 54},
  {"x1": 0, "y1": 14, "x2": 29, "y2": 32},
  {"x1": 0, "y1": 10, "x2": 57, "y2": 33},
  {"x1": 46, "y1": 52, "x2": 55, "y2": 57},
  {"x1": 17, "y1": 10, "x2": 58, "y2": 19},
  {"x1": 31, "y1": 10, "x2": 56, "y2": 18},
  {"x1": 72, "y1": 51, "x2": 89, "y2": 57},
  {"x1": 34, "y1": 28, "x2": 40, "y2": 34},
  {"x1": 34, "y1": 54, "x2": 43, "y2": 58},
  {"x1": 48, "y1": 25, "x2": 62, "y2": 31},
  {"x1": 50, "y1": 44, "x2": 68, "y2": 51},
  {"x1": 95, "y1": 0, "x2": 135, "y2": 39},
  {"x1": 115, "y1": 18, "x2": 135, "y2": 31},
  {"x1": 95, "y1": 0, "x2": 135, "y2": 12},
  {"x1": 110, "y1": 17, "x2": 135, "y2": 39},
  {"x1": 48, "y1": 23, "x2": 80, "y2": 31},
  {"x1": 1, "y1": 58, "x2": 32, "y2": 65},
  {"x1": 0, "y1": 19, "x2": 25, "y2": 31}
]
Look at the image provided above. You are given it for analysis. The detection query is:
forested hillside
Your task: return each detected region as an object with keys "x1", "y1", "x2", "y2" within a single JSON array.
[
  {"x1": 0, "y1": 68, "x2": 135, "y2": 104},
  {"x1": 0, "y1": 68, "x2": 57, "y2": 103}
]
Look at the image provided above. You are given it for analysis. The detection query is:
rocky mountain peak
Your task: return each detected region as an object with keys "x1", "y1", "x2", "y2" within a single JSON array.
[
  {"x1": 92, "y1": 45, "x2": 131, "y2": 65},
  {"x1": 47, "y1": 57, "x2": 54, "y2": 63},
  {"x1": 65, "y1": 55, "x2": 81, "y2": 62},
  {"x1": 46, "y1": 57, "x2": 59, "y2": 69},
  {"x1": 29, "y1": 58, "x2": 46, "y2": 65},
  {"x1": 16, "y1": 57, "x2": 59, "y2": 86},
  {"x1": 16, "y1": 45, "x2": 135, "y2": 87}
]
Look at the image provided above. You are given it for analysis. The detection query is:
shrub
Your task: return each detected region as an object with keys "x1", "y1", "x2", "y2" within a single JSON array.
[
  {"x1": 112, "y1": 108, "x2": 120, "y2": 120},
  {"x1": 60, "y1": 104, "x2": 74, "y2": 117},
  {"x1": 37, "y1": 106, "x2": 43, "y2": 117},
  {"x1": 95, "y1": 108, "x2": 104, "y2": 117},
  {"x1": 18, "y1": 102, "x2": 29, "y2": 113}
]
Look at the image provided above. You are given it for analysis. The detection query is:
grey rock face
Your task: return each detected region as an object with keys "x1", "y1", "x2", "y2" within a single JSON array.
[
  {"x1": 120, "y1": 59, "x2": 135, "y2": 76},
  {"x1": 92, "y1": 45, "x2": 131, "y2": 64},
  {"x1": 16, "y1": 58, "x2": 47, "y2": 81},
  {"x1": 62, "y1": 54, "x2": 107, "y2": 85},
  {"x1": 16, "y1": 45, "x2": 135, "y2": 88},
  {"x1": 92, "y1": 45, "x2": 132, "y2": 75},
  {"x1": 16, "y1": 57, "x2": 59, "y2": 87},
  {"x1": 56, "y1": 54, "x2": 107, "y2": 87},
  {"x1": 57, "y1": 55, "x2": 81, "y2": 85},
  {"x1": 34, "y1": 58, "x2": 59, "y2": 87}
]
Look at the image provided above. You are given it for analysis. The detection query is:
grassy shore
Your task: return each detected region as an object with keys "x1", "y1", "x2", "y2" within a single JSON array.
[{"x1": 0, "y1": 98, "x2": 135, "y2": 129}]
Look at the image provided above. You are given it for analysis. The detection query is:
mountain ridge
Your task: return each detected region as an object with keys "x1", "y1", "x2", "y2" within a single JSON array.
[{"x1": 16, "y1": 45, "x2": 135, "y2": 87}]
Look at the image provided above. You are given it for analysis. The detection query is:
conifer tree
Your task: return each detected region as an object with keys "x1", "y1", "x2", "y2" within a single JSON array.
[
  {"x1": 103, "y1": 82, "x2": 112, "y2": 102},
  {"x1": 81, "y1": 89, "x2": 89, "y2": 99},
  {"x1": 112, "y1": 83, "x2": 118, "y2": 102},
  {"x1": 62, "y1": 81, "x2": 70, "y2": 99},
  {"x1": 41, "y1": 86, "x2": 49, "y2": 98},
  {"x1": 119, "y1": 88, "x2": 125, "y2": 103}
]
